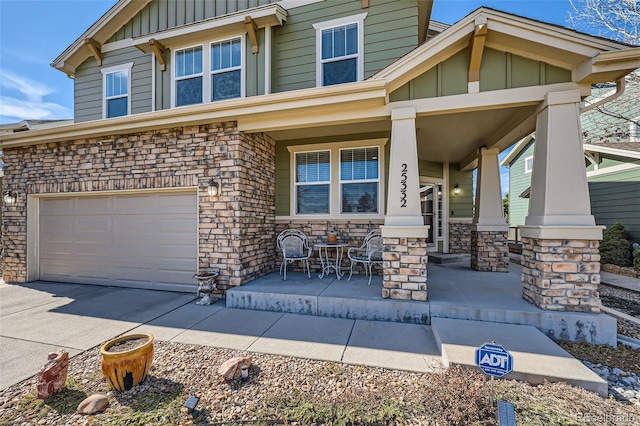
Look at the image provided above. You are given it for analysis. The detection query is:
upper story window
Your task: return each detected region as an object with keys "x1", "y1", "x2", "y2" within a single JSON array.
[
  {"x1": 173, "y1": 37, "x2": 243, "y2": 107},
  {"x1": 524, "y1": 156, "x2": 533, "y2": 174},
  {"x1": 313, "y1": 13, "x2": 367, "y2": 87},
  {"x1": 211, "y1": 38, "x2": 242, "y2": 101},
  {"x1": 175, "y1": 46, "x2": 203, "y2": 107},
  {"x1": 101, "y1": 63, "x2": 133, "y2": 118}
]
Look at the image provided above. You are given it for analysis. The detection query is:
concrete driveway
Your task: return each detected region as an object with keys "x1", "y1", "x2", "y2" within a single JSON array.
[{"x1": 0, "y1": 281, "x2": 195, "y2": 390}]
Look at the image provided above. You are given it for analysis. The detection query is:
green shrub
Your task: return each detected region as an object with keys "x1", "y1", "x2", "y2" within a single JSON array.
[
  {"x1": 600, "y1": 222, "x2": 632, "y2": 267},
  {"x1": 634, "y1": 247, "x2": 640, "y2": 271}
]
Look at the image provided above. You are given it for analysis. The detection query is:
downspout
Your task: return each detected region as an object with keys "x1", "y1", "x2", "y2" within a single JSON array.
[{"x1": 580, "y1": 77, "x2": 626, "y2": 113}]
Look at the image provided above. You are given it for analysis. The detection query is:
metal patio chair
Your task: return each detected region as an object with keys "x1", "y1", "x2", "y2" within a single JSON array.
[
  {"x1": 347, "y1": 229, "x2": 383, "y2": 285},
  {"x1": 277, "y1": 229, "x2": 312, "y2": 280}
]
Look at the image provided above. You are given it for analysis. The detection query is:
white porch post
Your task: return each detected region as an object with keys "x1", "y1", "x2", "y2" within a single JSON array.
[
  {"x1": 381, "y1": 107, "x2": 429, "y2": 301},
  {"x1": 470, "y1": 147, "x2": 509, "y2": 271},
  {"x1": 520, "y1": 90, "x2": 603, "y2": 313}
]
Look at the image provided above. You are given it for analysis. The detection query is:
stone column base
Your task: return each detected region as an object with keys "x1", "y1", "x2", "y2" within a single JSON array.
[
  {"x1": 521, "y1": 237, "x2": 601, "y2": 313},
  {"x1": 470, "y1": 230, "x2": 509, "y2": 272},
  {"x1": 382, "y1": 237, "x2": 428, "y2": 301}
]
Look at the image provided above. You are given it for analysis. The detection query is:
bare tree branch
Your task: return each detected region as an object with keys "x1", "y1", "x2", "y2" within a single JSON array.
[{"x1": 569, "y1": 0, "x2": 640, "y2": 46}]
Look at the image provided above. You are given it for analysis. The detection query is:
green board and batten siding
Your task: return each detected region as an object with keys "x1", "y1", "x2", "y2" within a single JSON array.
[
  {"x1": 107, "y1": 0, "x2": 276, "y2": 42},
  {"x1": 74, "y1": 47, "x2": 153, "y2": 122},
  {"x1": 507, "y1": 141, "x2": 534, "y2": 227},
  {"x1": 589, "y1": 166, "x2": 640, "y2": 241},
  {"x1": 390, "y1": 47, "x2": 571, "y2": 102}
]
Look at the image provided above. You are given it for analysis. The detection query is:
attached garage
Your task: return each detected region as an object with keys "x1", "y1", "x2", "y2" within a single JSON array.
[{"x1": 37, "y1": 190, "x2": 198, "y2": 292}]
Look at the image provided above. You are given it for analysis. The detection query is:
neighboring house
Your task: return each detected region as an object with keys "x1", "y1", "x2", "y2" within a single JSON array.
[
  {"x1": 503, "y1": 75, "x2": 640, "y2": 241},
  {"x1": 1, "y1": 0, "x2": 639, "y2": 319}
]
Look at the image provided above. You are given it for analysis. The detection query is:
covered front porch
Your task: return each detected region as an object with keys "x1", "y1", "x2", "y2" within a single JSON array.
[{"x1": 227, "y1": 256, "x2": 616, "y2": 346}]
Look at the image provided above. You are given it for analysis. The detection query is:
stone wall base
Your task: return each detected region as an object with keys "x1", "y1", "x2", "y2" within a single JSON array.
[
  {"x1": 449, "y1": 220, "x2": 472, "y2": 254},
  {"x1": 521, "y1": 237, "x2": 601, "y2": 313},
  {"x1": 470, "y1": 230, "x2": 509, "y2": 272},
  {"x1": 382, "y1": 237, "x2": 427, "y2": 301}
]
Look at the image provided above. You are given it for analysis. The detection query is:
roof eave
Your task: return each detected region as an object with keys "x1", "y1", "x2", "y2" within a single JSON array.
[{"x1": 50, "y1": 0, "x2": 153, "y2": 77}]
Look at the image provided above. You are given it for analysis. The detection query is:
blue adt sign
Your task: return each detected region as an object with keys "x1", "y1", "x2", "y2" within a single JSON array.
[{"x1": 475, "y1": 342, "x2": 513, "y2": 378}]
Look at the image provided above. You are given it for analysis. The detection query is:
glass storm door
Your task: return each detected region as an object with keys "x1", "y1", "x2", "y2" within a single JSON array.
[{"x1": 420, "y1": 181, "x2": 443, "y2": 249}]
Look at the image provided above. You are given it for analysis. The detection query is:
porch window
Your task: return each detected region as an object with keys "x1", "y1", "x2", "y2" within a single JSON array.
[
  {"x1": 631, "y1": 117, "x2": 640, "y2": 142},
  {"x1": 175, "y1": 46, "x2": 203, "y2": 107},
  {"x1": 524, "y1": 156, "x2": 533, "y2": 174},
  {"x1": 210, "y1": 37, "x2": 242, "y2": 101},
  {"x1": 101, "y1": 63, "x2": 133, "y2": 119},
  {"x1": 295, "y1": 151, "x2": 331, "y2": 214},
  {"x1": 340, "y1": 147, "x2": 379, "y2": 213},
  {"x1": 313, "y1": 13, "x2": 366, "y2": 87}
]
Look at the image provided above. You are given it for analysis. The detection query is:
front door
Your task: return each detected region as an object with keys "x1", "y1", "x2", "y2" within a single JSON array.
[{"x1": 419, "y1": 179, "x2": 443, "y2": 251}]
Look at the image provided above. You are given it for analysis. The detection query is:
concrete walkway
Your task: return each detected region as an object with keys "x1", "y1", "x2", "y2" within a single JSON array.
[{"x1": 0, "y1": 281, "x2": 441, "y2": 391}]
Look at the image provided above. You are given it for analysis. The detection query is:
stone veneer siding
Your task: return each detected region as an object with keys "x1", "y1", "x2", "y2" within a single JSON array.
[
  {"x1": 449, "y1": 219, "x2": 472, "y2": 254},
  {"x1": 520, "y1": 237, "x2": 601, "y2": 313},
  {"x1": 470, "y1": 230, "x2": 509, "y2": 272},
  {"x1": 382, "y1": 237, "x2": 428, "y2": 301},
  {"x1": 1, "y1": 122, "x2": 276, "y2": 288},
  {"x1": 275, "y1": 220, "x2": 384, "y2": 275}
]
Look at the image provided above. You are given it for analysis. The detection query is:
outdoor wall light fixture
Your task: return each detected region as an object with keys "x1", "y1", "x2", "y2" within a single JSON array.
[
  {"x1": 207, "y1": 178, "x2": 220, "y2": 197},
  {"x1": 2, "y1": 190, "x2": 17, "y2": 205},
  {"x1": 453, "y1": 183, "x2": 460, "y2": 195}
]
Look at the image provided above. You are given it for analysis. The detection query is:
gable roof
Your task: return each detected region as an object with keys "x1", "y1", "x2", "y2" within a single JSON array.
[
  {"x1": 50, "y1": 0, "x2": 316, "y2": 77},
  {"x1": 373, "y1": 7, "x2": 640, "y2": 92}
]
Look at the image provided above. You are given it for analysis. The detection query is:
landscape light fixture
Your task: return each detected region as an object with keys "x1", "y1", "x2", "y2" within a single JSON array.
[
  {"x1": 453, "y1": 183, "x2": 460, "y2": 195},
  {"x1": 207, "y1": 178, "x2": 220, "y2": 197},
  {"x1": 3, "y1": 190, "x2": 17, "y2": 205},
  {"x1": 184, "y1": 395, "x2": 200, "y2": 415}
]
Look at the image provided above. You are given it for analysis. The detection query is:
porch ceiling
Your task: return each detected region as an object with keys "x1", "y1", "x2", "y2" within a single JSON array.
[
  {"x1": 267, "y1": 103, "x2": 538, "y2": 167},
  {"x1": 415, "y1": 104, "x2": 538, "y2": 164}
]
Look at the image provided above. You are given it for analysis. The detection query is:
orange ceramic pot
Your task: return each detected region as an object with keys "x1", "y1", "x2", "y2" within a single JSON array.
[{"x1": 100, "y1": 333, "x2": 154, "y2": 391}]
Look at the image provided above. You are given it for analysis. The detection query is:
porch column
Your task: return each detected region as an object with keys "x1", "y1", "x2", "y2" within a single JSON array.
[
  {"x1": 520, "y1": 90, "x2": 603, "y2": 313},
  {"x1": 471, "y1": 147, "x2": 509, "y2": 272},
  {"x1": 380, "y1": 107, "x2": 429, "y2": 301}
]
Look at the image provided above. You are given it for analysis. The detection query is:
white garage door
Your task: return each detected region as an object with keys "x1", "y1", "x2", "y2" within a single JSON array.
[{"x1": 39, "y1": 191, "x2": 198, "y2": 291}]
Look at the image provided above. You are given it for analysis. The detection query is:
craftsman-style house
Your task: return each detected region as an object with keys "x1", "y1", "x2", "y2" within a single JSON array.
[{"x1": 1, "y1": 1, "x2": 639, "y2": 344}]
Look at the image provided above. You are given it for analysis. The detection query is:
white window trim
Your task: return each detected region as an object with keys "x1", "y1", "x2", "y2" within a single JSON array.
[
  {"x1": 286, "y1": 138, "x2": 387, "y2": 220},
  {"x1": 101, "y1": 62, "x2": 133, "y2": 119},
  {"x1": 172, "y1": 44, "x2": 204, "y2": 108},
  {"x1": 339, "y1": 146, "x2": 380, "y2": 215},
  {"x1": 210, "y1": 37, "x2": 245, "y2": 101},
  {"x1": 293, "y1": 149, "x2": 332, "y2": 215},
  {"x1": 524, "y1": 155, "x2": 533, "y2": 174},
  {"x1": 313, "y1": 12, "x2": 367, "y2": 87},
  {"x1": 171, "y1": 36, "x2": 245, "y2": 108},
  {"x1": 630, "y1": 117, "x2": 640, "y2": 142}
]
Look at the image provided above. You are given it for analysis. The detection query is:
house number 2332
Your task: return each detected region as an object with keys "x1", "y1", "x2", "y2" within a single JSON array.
[{"x1": 400, "y1": 163, "x2": 408, "y2": 207}]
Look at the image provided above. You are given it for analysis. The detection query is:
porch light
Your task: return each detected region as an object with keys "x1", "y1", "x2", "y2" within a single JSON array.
[
  {"x1": 453, "y1": 183, "x2": 460, "y2": 195},
  {"x1": 207, "y1": 179, "x2": 220, "y2": 197},
  {"x1": 3, "y1": 190, "x2": 17, "y2": 205}
]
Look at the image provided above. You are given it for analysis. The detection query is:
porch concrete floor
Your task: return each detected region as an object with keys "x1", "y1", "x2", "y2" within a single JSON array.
[{"x1": 224, "y1": 256, "x2": 614, "y2": 396}]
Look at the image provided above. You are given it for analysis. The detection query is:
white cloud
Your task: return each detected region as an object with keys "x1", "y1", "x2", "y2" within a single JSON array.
[
  {"x1": 1, "y1": 71, "x2": 53, "y2": 102},
  {"x1": 0, "y1": 71, "x2": 71, "y2": 122},
  {"x1": 0, "y1": 96, "x2": 71, "y2": 121}
]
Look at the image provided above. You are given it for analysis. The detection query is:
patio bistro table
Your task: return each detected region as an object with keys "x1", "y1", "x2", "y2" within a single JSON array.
[{"x1": 314, "y1": 242, "x2": 349, "y2": 280}]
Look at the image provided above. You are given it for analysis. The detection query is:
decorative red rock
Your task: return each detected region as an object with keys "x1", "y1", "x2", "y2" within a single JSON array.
[
  {"x1": 218, "y1": 355, "x2": 252, "y2": 381},
  {"x1": 36, "y1": 350, "x2": 69, "y2": 399}
]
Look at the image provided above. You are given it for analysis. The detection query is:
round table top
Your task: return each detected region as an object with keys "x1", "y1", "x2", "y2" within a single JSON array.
[{"x1": 314, "y1": 242, "x2": 349, "y2": 248}]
